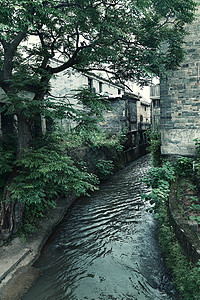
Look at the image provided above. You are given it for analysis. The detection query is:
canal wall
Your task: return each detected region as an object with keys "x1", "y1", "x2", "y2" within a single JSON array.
[
  {"x1": 169, "y1": 182, "x2": 200, "y2": 264},
  {"x1": 67, "y1": 142, "x2": 149, "y2": 176}
]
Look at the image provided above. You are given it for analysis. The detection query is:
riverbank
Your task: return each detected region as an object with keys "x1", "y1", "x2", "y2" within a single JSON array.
[
  {"x1": 0, "y1": 195, "x2": 77, "y2": 300},
  {"x1": 169, "y1": 180, "x2": 200, "y2": 263}
]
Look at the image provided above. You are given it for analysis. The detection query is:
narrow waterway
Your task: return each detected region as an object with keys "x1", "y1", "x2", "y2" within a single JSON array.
[{"x1": 23, "y1": 155, "x2": 177, "y2": 300}]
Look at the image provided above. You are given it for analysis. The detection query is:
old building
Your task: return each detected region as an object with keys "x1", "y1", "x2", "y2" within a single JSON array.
[
  {"x1": 0, "y1": 66, "x2": 151, "y2": 162},
  {"x1": 50, "y1": 69, "x2": 126, "y2": 132},
  {"x1": 137, "y1": 97, "x2": 151, "y2": 130},
  {"x1": 160, "y1": 6, "x2": 200, "y2": 156},
  {"x1": 50, "y1": 69, "x2": 151, "y2": 161},
  {"x1": 50, "y1": 69, "x2": 151, "y2": 134}
]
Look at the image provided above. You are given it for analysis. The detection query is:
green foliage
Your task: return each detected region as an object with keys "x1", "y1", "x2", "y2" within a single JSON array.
[
  {"x1": 2, "y1": 132, "x2": 99, "y2": 232},
  {"x1": 143, "y1": 161, "x2": 175, "y2": 188},
  {"x1": 158, "y1": 205, "x2": 200, "y2": 299},
  {"x1": 174, "y1": 156, "x2": 194, "y2": 178},
  {"x1": 63, "y1": 129, "x2": 125, "y2": 153},
  {"x1": 143, "y1": 138, "x2": 200, "y2": 298},
  {"x1": 90, "y1": 131, "x2": 126, "y2": 152},
  {"x1": 96, "y1": 159, "x2": 114, "y2": 180},
  {"x1": 189, "y1": 195, "x2": 199, "y2": 203},
  {"x1": 0, "y1": 0, "x2": 196, "y2": 103},
  {"x1": 0, "y1": 147, "x2": 15, "y2": 175},
  {"x1": 9, "y1": 146, "x2": 99, "y2": 205},
  {"x1": 143, "y1": 155, "x2": 200, "y2": 298},
  {"x1": 193, "y1": 138, "x2": 200, "y2": 179},
  {"x1": 146, "y1": 127, "x2": 161, "y2": 166},
  {"x1": 19, "y1": 200, "x2": 56, "y2": 236},
  {"x1": 0, "y1": 138, "x2": 16, "y2": 194},
  {"x1": 189, "y1": 215, "x2": 200, "y2": 224},
  {"x1": 142, "y1": 162, "x2": 175, "y2": 218}
]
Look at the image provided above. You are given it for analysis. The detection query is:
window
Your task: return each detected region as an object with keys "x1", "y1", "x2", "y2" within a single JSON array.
[
  {"x1": 153, "y1": 99, "x2": 160, "y2": 108},
  {"x1": 99, "y1": 82, "x2": 103, "y2": 93},
  {"x1": 118, "y1": 89, "x2": 121, "y2": 95},
  {"x1": 88, "y1": 77, "x2": 93, "y2": 89}
]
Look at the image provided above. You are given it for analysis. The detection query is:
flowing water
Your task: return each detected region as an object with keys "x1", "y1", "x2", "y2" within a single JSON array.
[{"x1": 23, "y1": 155, "x2": 177, "y2": 300}]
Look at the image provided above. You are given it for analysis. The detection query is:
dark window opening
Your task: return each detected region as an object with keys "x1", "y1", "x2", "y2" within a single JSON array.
[
  {"x1": 99, "y1": 82, "x2": 103, "y2": 93},
  {"x1": 88, "y1": 78, "x2": 93, "y2": 89},
  {"x1": 153, "y1": 99, "x2": 160, "y2": 108}
]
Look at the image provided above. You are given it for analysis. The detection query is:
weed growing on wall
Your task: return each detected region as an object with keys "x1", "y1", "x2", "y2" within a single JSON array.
[
  {"x1": 174, "y1": 156, "x2": 193, "y2": 178},
  {"x1": 146, "y1": 127, "x2": 161, "y2": 167},
  {"x1": 141, "y1": 162, "x2": 175, "y2": 218},
  {"x1": 142, "y1": 156, "x2": 200, "y2": 299},
  {"x1": 158, "y1": 205, "x2": 200, "y2": 299}
]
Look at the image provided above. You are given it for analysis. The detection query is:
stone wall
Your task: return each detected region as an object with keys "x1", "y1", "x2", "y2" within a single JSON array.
[
  {"x1": 99, "y1": 95, "x2": 138, "y2": 134},
  {"x1": 160, "y1": 6, "x2": 200, "y2": 156},
  {"x1": 169, "y1": 182, "x2": 200, "y2": 264}
]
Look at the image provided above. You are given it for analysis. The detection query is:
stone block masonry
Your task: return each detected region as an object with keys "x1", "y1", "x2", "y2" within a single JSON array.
[
  {"x1": 160, "y1": 5, "x2": 200, "y2": 156},
  {"x1": 169, "y1": 182, "x2": 200, "y2": 264}
]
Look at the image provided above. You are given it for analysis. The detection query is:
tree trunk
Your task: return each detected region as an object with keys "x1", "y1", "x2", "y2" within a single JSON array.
[
  {"x1": 17, "y1": 112, "x2": 32, "y2": 158},
  {"x1": 0, "y1": 113, "x2": 32, "y2": 243}
]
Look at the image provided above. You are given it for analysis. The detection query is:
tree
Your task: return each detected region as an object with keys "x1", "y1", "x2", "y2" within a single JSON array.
[{"x1": 0, "y1": 0, "x2": 196, "y2": 241}]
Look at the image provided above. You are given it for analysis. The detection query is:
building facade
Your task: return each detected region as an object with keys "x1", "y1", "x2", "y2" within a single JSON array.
[{"x1": 51, "y1": 69, "x2": 151, "y2": 136}]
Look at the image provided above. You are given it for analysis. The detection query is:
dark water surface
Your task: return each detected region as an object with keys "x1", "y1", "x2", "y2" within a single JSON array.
[{"x1": 23, "y1": 155, "x2": 177, "y2": 300}]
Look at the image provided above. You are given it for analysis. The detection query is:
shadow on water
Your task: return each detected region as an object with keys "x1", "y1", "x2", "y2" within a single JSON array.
[{"x1": 23, "y1": 155, "x2": 177, "y2": 300}]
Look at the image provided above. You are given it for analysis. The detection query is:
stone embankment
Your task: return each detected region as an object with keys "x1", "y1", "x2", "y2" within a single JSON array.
[
  {"x1": 169, "y1": 182, "x2": 200, "y2": 264},
  {"x1": 0, "y1": 195, "x2": 77, "y2": 300}
]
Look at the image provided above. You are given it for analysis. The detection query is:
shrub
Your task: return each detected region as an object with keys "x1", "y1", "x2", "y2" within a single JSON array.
[
  {"x1": 10, "y1": 147, "x2": 99, "y2": 205},
  {"x1": 146, "y1": 127, "x2": 161, "y2": 166},
  {"x1": 96, "y1": 159, "x2": 114, "y2": 180},
  {"x1": 174, "y1": 156, "x2": 193, "y2": 178}
]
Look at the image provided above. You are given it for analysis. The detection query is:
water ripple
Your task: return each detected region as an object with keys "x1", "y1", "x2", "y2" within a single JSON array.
[{"x1": 23, "y1": 155, "x2": 177, "y2": 300}]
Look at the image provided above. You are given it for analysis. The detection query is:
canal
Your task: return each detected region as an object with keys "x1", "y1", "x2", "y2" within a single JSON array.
[{"x1": 23, "y1": 155, "x2": 177, "y2": 300}]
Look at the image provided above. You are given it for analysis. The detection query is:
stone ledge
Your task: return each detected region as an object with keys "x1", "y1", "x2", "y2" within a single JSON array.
[
  {"x1": 0, "y1": 248, "x2": 31, "y2": 284},
  {"x1": 0, "y1": 195, "x2": 77, "y2": 299},
  {"x1": 169, "y1": 182, "x2": 200, "y2": 264}
]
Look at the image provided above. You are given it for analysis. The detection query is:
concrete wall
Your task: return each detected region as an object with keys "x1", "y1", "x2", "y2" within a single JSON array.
[{"x1": 160, "y1": 6, "x2": 200, "y2": 156}]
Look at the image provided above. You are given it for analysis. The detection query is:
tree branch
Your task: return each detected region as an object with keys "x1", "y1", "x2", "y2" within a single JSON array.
[{"x1": 10, "y1": 31, "x2": 27, "y2": 51}]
